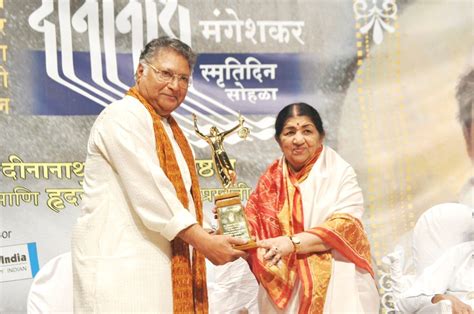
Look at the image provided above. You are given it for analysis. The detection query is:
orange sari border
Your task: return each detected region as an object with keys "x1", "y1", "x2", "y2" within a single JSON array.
[
  {"x1": 300, "y1": 252, "x2": 332, "y2": 314},
  {"x1": 307, "y1": 214, "x2": 374, "y2": 278}
]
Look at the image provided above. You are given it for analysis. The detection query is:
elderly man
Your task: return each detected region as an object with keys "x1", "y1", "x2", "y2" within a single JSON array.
[{"x1": 72, "y1": 36, "x2": 247, "y2": 313}]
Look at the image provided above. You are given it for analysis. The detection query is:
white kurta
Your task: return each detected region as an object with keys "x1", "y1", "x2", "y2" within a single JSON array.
[
  {"x1": 412, "y1": 203, "x2": 473, "y2": 275},
  {"x1": 257, "y1": 146, "x2": 380, "y2": 313},
  {"x1": 208, "y1": 258, "x2": 259, "y2": 314},
  {"x1": 397, "y1": 241, "x2": 474, "y2": 313},
  {"x1": 72, "y1": 96, "x2": 198, "y2": 312}
]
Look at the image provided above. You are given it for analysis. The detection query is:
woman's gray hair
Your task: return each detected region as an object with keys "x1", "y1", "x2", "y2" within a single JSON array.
[
  {"x1": 456, "y1": 67, "x2": 473, "y2": 128},
  {"x1": 138, "y1": 36, "x2": 197, "y2": 72}
]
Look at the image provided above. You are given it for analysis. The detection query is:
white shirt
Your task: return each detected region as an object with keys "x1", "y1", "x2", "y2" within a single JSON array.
[
  {"x1": 72, "y1": 95, "x2": 197, "y2": 312},
  {"x1": 397, "y1": 241, "x2": 474, "y2": 313}
]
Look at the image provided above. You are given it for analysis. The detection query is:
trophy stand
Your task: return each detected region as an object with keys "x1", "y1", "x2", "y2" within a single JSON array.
[
  {"x1": 193, "y1": 114, "x2": 256, "y2": 250},
  {"x1": 214, "y1": 192, "x2": 256, "y2": 250}
]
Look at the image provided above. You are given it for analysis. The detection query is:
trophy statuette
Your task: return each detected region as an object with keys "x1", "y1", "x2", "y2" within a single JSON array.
[{"x1": 193, "y1": 114, "x2": 256, "y2": 250}]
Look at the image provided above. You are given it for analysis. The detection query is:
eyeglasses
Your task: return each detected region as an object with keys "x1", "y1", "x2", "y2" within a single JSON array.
[{"x1": 145, "y1": 62, "x2": 191, "y2": 89}]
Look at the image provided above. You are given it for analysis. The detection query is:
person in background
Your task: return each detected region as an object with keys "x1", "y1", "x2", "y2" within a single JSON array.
[
  {"x1": 396, "y1": 206, "x2": 473, "y2": 314},
  {"x1": 71, "y1": 36, "x2": 246, "y2": 313},
  {"x1": 244, "y1": 103, "x2": 380, "y2": 313},
  {"x1": 396, "y1": 68, "x2": 474, "y2": 314}
]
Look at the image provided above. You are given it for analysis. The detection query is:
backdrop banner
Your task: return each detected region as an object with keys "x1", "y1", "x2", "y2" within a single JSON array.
[{"x1": 0, "y1": 0, "x2": 472, "y2": 312}]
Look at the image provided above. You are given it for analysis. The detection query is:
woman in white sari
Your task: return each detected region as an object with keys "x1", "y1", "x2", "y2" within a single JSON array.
[{"x1": 245, "y1": 103, "x2": 380, "y2": 313}]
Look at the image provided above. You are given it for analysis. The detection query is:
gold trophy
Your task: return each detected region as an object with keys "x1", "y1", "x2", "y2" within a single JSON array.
[{"x1": 193, "y1": 114, "x2": 256, "y2": 250}]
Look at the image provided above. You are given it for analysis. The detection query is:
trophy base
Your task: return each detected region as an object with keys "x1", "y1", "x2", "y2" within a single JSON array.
[
  {"x1": 215, "y1": 192, "x2": 256, "y2": 251},
  {"x1": 233, "y1": 241, "x2": 257, "y2": 250}
]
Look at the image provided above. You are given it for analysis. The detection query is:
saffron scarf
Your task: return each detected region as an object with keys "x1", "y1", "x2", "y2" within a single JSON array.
[
  {"x1": 127, "y1": 87, "x2": 208, "y2": 314},
  {"x1": 245, "y1": 146, "x2": 373, "y2": 313}
]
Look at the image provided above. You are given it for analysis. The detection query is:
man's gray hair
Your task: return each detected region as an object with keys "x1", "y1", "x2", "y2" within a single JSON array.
[
  {"x1": 456, "y1": 67, "x2": 473, "y2": 128},
  {"x1": 138, "y1": 36, "x2": 197, "y2": 72}
]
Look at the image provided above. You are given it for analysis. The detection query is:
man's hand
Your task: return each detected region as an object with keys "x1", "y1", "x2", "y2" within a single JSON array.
[
  {"x1": 177, "y1": 224, "x2": 247, "y2": 265},
  {"x1": 432, "y1": 294, "x2": 473, "y2": 314},
  {"x1": 202, "y1": 234, "x2": 248, "y2": 265}
]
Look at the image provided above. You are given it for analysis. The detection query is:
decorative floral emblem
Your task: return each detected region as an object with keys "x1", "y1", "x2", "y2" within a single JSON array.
[{"x1": 353, "y1": 0, "x2": 398, "y2": 45}]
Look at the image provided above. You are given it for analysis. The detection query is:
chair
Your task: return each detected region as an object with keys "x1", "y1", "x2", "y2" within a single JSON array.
[
  {"x1": 382, "y1": 203, "x2": 472, "y2": 313},
  {"x1": 26, "y1": 252, "x2": 73, "y2": 313}
]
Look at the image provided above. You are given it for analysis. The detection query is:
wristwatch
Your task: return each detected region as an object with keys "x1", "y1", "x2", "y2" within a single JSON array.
[{"x1": 289, "y1": 235, "x2": 301, "y2": 253}]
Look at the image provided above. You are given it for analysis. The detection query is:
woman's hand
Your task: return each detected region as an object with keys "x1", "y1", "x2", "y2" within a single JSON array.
[
  {"x1": 257, "y1": 232, "x2": 332, "y2": 267},
  {"x1": 257, "y1": 236, "x2": 294, "y2": 267}
]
